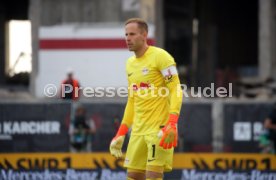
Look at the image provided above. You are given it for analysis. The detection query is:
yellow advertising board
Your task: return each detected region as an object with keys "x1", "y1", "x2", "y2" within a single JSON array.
[
  {"x1": 0, "y1": 153, "x2": 275, "y2": 170},
  {"x1": 173, "y1": 153, "x2": 276, "y2": 170}
]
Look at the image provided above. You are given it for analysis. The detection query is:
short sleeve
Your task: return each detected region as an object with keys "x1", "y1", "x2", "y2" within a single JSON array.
[{"x1": 156, "y1": 49, "x2": 176, "y2": 71}]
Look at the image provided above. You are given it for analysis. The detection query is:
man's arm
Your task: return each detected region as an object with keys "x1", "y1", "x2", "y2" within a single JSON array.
[
  {"x1": 155, "y1": 50, "x2": 183, "y2": 115},
  {"x1": 264, "y1": 118, "x2": 276, "y2": 130},
  {"x1": 109, "y1": 86, "x2": 134, "y2": 158},
  {"x1": 120, "y1": 96, "x2": 134, "y2": 128},
  {"x1": 158, "y1": 66, "x2": 183, "y2": 149},
  {"x1": 163, "y1": 68, "x2": 183, "y2": 115}
]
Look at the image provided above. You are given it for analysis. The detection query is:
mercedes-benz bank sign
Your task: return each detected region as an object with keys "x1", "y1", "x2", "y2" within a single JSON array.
[{"x1": 0, "y1": 121, "x2": 60, "y2": 136}]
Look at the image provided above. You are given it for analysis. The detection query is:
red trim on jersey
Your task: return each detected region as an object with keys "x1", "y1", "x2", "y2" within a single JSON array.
[{"x1": 40, "y1": 39, "x2": 155, "y2": 49}]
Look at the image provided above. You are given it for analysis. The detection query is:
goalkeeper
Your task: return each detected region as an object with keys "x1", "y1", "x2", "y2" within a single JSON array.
[{"x1": 110, "y1": 18, "x2": 183, "y2": 180}]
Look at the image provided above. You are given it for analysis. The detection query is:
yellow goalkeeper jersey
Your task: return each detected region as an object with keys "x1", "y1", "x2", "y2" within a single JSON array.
[{"x1": 125, "y1": 46, "x2": 181, "y2": 135}]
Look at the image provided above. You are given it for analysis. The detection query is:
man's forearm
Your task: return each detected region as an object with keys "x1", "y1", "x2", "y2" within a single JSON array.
[
  {"x1": 166, "y1": 75, "x2": 183, "y2": 115},
  {"x1": 121, "y1": 97, "x2": 134, "y2": 127}
]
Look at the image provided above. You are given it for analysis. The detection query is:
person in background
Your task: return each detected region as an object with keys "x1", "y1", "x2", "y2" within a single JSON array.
[
  {"x1": 60, "y1": 68, "x2": 80, "y2": 100},
  {"x1": 87, "y1": 114, "x2": 97, "y2": 151},
  {"x1": 264, "y1": 103, "x2": 276, "y2": 153},
  {"x1": 70, "y1": 106, "x2": 96, "y2": 152},
  {"x1": 258, "y1": 129, "x2": 273, "y2": 153}
]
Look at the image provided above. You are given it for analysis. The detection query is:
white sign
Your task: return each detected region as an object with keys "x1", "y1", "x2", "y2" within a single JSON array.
[
  {"x1": 253, "y1": 122, "x2": 263, "y2": 141},
  {"x1": 234, "y1": 122, "x2": 251, "y2": 141},
  {"x1": 0, "y1": 121, "x2": 60, "y2": 135},
  {"x1": 37, "y1": 24, "x2": 155, "y2": 98}
]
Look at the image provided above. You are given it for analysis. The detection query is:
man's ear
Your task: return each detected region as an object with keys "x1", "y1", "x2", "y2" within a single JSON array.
[{"x1": 142, "y1": 31, "x2": 148, "y2": 39}]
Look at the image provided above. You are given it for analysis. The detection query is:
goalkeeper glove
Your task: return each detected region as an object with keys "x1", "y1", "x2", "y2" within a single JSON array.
[
  {"x1": 109, "y1": 124, "x2": 128, "y2": 158},
  {"x1": 158, "y1": 114, "x2": 178, "y2": 149}
]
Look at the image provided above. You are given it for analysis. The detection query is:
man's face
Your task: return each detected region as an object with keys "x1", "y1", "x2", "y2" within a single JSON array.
[
  {"x1": 125, "y1": 22, "x2": 147, "y2": 52},
  {"x1": 67, "y1": 73, "x2": 73, "y2": 80}
]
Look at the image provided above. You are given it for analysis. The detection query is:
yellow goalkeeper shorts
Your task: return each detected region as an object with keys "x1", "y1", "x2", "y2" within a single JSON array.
[{"x1": 124, "y1": 133, "x2": 174, "y2": 172}]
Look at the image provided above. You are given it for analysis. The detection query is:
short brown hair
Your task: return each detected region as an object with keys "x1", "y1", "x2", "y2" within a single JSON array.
[{"x1": 125, "y1": 18, "x2": 148, "y2": 32}]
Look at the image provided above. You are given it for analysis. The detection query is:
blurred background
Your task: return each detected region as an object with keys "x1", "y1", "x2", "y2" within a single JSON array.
[{"x1": 0, "y1": 0, "x2": 276, "y2": 179}]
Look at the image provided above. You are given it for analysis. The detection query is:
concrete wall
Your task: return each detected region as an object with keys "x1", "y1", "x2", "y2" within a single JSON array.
[
  {"x1": 259, "y1": 0, "x2": 276, "y2": 80},
  {"x1": 39, "y1": 0, "x2": 139, "y2": 25},
  {"x1": 29, "y1": 0, "x2": 156, "y2": 97}
]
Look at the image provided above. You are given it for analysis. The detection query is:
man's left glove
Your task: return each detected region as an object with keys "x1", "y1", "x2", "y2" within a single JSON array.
[
  {"x1": 158, "y1": 114, "x2": 178, "y2": 149},
  {"x1": 109, "y1": 124, "x2": 128, "y2": 158}
]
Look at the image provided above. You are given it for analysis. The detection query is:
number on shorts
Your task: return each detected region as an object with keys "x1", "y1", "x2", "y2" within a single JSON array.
[{"x1": 152, "y1": 144, "x2": 156, "y2": 158}]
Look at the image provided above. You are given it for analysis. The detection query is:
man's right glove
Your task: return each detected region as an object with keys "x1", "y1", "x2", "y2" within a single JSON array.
[{"x1": 109, "y1": 124, "x2": 128, "y2": 158}]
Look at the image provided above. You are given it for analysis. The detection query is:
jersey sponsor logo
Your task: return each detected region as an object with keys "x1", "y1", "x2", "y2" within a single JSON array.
[
  {"x1": 131, "y1": 82, "x2": 151, "y2": 91},
  {"x1": 140, "y1": 82, "x2": 150, "y2": 89},
  {"x1": 132, "y1": 84, "x2": 138, "y2": 91}
]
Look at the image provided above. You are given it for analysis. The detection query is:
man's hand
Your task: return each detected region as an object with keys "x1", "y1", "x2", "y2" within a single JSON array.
[
  {"x1": 109, "y1": 124, "x2": 128, "y2": 158},
  {"x1": 158, "y1": 114, "x2": 178, "y2": 149},
  {"x1": 110, "y1": 136, "x2": 125, "y2": 158}
]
